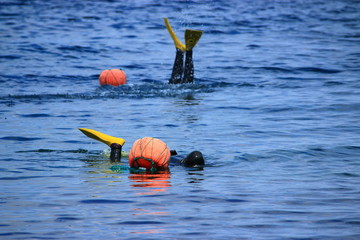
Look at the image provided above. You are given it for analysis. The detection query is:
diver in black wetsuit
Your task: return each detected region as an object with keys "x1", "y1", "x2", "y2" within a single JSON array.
[
  {"x1": 79, "y1": 127, "x2": 204, "y2": 169},
  {"x1": 164, "y1": 18, "x2": 202, "y2": 84}
]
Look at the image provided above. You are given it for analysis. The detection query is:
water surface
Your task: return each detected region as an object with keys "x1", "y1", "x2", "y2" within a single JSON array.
[{"x1": 0, "y1": 0, "x2": 360, "y2": 239}]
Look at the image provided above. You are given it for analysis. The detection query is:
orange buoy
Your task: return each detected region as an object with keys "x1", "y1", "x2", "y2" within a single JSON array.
[
  {"x1": 99, "y1": 69, "x2": 126, "y2": 86},
  {"x1": 128, "y1": 137, "x2": 171, "y2": 170}
]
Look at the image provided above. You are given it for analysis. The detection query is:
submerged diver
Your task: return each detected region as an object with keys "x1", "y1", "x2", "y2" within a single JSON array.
[
  {"x1": 97, "y1": 18, "x2": 202, "y2": 86},
  {"x1": 79, "y1": 128, "x2": 205, "y2": 172},
  {"x1": 164, "y1": 18, "x2": 203, "y2": 84}
]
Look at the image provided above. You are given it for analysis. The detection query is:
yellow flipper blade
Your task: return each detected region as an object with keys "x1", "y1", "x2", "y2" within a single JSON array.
[
  {"x1": 185, "y1": 29, "x2": 203, "y2": 51},
  {"x1": 79, "y1": 128, "x2": 125, "y2": 146},
  {"x1": 164, "y1": 17, "x2": 186, "y2": 52}
]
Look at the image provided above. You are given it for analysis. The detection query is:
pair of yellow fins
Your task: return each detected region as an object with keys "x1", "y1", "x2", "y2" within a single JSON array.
[{"x1": 164, "y1": 17, "x2": 202, "y2": 52}]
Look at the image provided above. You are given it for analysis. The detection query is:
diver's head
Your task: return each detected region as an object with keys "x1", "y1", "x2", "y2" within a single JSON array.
[{"x1": 181, "y1": 151, "x2": 205, "y2": 167}]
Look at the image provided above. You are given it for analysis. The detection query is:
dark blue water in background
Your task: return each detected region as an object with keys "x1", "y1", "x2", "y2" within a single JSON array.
[{"x1": 1, "y1": 0, "x2": 360, "y2": 239}]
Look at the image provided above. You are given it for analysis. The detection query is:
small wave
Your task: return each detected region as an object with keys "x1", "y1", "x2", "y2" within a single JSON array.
[
  {"x1": 296, "y1": 67, "x2": 342, "y2": 74},
  {"x1": 0, "y1": 55, "x2": 21, "y2": 60},
  {"x1": 324, "y1": 81, "x2": 345, "y2": 86},
  {"x1": 57, "y1": 45, "x2": 100, "y2": 54},
  {"x1": 0, "y1": 176, "x2": 44, "y2": 181},
  {"x1": 123, "y1": 64, "x2": 146, "y2": 70},
  {"x1": 234, "y1": 153, "x2": 260, "y2": 162},
  {"x1": 113, "y1": 220, "x2": 166, "y2": 225},
  {"x1": 55, "y1": 217, "x2": 82, "y2": 222},
  {"x1": 0, "y1": 136, "x2": 43, "y2": 141},
  {"x1": 110, "y1": 23, "x2": 135, "y2": 30},
  {"x1": 216, "y1": 106, "x2": 253, "y2": 110},
  {"x1": 206, "y1": 29, "x2": 227, "y2": 34},
  {"x1": 259, "y1": 67, "x2": 294, "y2": 73},
  {"x1": 18, "y1": 44, "x2": 50, "y2": 53},
  {"x1": 79, "y1": 199, "x2": 133, "y2": 204},
  {"x1": 259, "y1": 66, "x2": 342, "y2": 74},
  {"x1": 16, "y1": 149, "x2": 89, "y2": 153},
  {"x1": 19, "y1": 113, "x2": 52, "y2": 118},
  {"x1": 247, "y1": 44, "x2": 261, "y2": 49},
  {"x1": 268, "y1": 145, "x2": 360, "y2": 162},
  {"x1": 82, "y1": 16, "x2": 101, "y2": 20},
  {"x1": 334, "y1": 172, "x2": 359, "y2": 178}
]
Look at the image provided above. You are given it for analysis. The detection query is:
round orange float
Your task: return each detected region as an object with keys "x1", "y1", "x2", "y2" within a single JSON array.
[
  {"x1": 99, "y1": 69, "x2": 126, "y2": 86},
  {"x1": 128, "y1": 137, "x2": 171, "y2": 170}
]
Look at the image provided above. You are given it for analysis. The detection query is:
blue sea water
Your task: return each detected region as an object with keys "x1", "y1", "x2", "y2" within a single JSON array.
[{"x1": 0, "y1": 0, "x2": 360, "y2": 239}]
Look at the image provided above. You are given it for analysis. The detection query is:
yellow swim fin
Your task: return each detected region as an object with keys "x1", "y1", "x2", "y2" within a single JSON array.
[
  {"x1": 164, "y1": 17, "x2": 186, "y2": 52},
  {"x1": 78, "y1": 128, "x2": 125, "y2": 147},
  {"x1": 185, "y1": 29, "x2": 203, "y2": 51}
]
